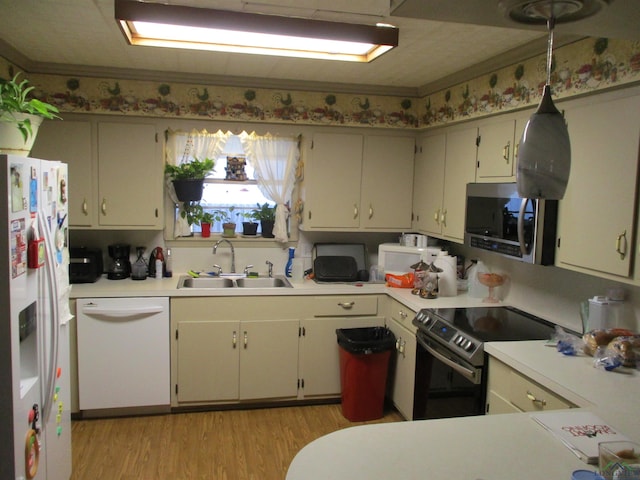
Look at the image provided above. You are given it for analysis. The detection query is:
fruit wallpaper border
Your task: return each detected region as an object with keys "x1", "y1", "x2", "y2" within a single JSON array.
[{"x1": 2, "y1": 37, "x2": 639, "y2": 130}]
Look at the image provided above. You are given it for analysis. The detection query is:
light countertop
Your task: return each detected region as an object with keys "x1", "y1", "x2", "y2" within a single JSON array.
[{"x1": 286, "y1": 340, "x2": 640, "y2": 480}]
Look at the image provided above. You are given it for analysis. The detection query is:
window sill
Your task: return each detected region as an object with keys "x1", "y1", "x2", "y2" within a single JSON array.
[{"x1": 166, "y1": 234, "x2": 294, "y2": 248}]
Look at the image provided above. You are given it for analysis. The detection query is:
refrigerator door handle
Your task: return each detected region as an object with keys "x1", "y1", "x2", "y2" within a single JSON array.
[{"x1": 38, "y1": 209, "x2": 60, "y2": 426}]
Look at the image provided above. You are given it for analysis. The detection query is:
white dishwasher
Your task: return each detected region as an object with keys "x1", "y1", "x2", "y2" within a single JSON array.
[{"x1": 76, "y1": 297, "x2": 170, "y2": 410}]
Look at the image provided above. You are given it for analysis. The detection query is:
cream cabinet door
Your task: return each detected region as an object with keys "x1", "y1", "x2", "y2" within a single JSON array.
[
  {"x1": 305, "y1": 132, "x2": 363, "y2": 229},
  {"x1": 385, "y1": 299, "x2": 417, "y2": 420},
  {"x1": 556, "y1": 92, "x2": 640, "y2": 278},
  {"x1": 31, "y1": 119, "x2": 95, "y2": 227},
  {"x1": 176, "y1": 320, "x2": 240, "y2": 403},
  {"x1": 239, "y1": 319, "x2": 299, "y2": 400},
  {"x1": 299, "y1": 316, "x2": 385, "y2": 397},
  {"x1": 97, "y1": 122, "x2": 162, "y2": 228},
  {"x1": 441, "y1": 125, "x2": 478, "y2": 242},
  {"x1": 476, "y1": 117, "x2": 516, "y2": 181},
  {"x1": 361, "y1": 135, "x2": 415, "y2": 229},
  {"x1": 414, "y1": 132, "x2": 446, "y2": 235}
]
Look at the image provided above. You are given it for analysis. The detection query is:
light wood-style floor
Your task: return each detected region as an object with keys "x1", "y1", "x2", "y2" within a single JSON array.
[{"x1": 71, "y1": 403, "x2": 404, "y2": 480}]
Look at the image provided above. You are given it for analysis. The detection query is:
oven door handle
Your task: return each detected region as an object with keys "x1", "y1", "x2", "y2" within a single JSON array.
[{"x1": 417, "y1": 334, "x2": 481, "y2": 384}]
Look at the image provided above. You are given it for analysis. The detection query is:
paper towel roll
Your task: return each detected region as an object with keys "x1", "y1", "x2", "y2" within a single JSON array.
[{"x1": 434, "y1": 253, "x2": 457, "y2": 297}]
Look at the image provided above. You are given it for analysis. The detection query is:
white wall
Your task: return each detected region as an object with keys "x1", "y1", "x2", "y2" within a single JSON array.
[{"x1": 452, "y1": 244, "x2": 640, "y2": 334}]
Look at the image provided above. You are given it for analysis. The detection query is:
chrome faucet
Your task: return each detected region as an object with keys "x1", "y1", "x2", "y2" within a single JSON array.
[
  {"x1": 213, "y1": 239, "x2": 235, "y2": 273},
  {"x1": 266, "y1": 260, "x2": 273, "y2": 278}
]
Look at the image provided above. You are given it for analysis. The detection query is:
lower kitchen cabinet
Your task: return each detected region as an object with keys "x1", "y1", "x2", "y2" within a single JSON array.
[
  {"x1": 486, "y1": 356, "x2": 576, "y2": 414},
  {"x1": 171, "y1": 297, "x2": 305, "y2": 406},
  {"x1": 299, "y1": 295, "x2": 384, "y2": 398},
  {"x1": 171, "y1": 295, "x2": 386, "y2": 407},
  {"x1": 385, "y1": 298, "x2": 417, "y2": 420}
]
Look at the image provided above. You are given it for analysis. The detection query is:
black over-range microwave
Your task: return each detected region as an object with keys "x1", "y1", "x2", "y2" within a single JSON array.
[{"x1": 464, "y1": 182, "x2": 558, "y2": 265}]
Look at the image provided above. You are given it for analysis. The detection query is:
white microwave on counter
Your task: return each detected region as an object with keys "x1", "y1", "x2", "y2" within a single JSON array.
[{"x1": 378, "y1": 243, "x2": 441, "y2": 274}]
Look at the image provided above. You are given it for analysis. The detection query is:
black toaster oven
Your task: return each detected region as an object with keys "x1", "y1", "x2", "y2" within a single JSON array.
[{"x1": 69, "y1": 247, "x2": 103, "y2": 283}]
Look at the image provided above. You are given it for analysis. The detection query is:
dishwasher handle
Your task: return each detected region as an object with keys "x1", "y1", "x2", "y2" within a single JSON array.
[{"x1": 81, "y1": 304, "x2": 165, "y2": 318}]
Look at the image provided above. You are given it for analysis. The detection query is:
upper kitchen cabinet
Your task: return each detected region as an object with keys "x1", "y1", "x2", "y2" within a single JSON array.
[
  {"x1": 415, "y1": 125, "x2": 477, "y2": 243},
  {"x1": 32, "y1": 118, "x2": 163, "y2": 229},
  {"x1": 412, "y1": 131, "x2": 445, "y2": 233},
  {"x1": 555, "y1": 87, "x2": 640, "y2": 281},
  {"x1": 97, "y1": 122, "x2": 162, "y2": 228},
  {"x1": 475, "y1": 110, "x2": 532, "y2": 182},
  {"x1": 300, "y1": 132, "x2": 415, "y2": 231},
  {"x1": 31, "y1": 120, "x2": 95, "y2": 227}
]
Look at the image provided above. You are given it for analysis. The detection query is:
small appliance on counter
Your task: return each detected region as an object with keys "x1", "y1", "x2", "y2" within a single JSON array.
[
  {"x1": 107, "y1": 243, "x2": 131, "y2": 280},
  {"x1": 70, "y1": 247, "x2": 103, "y2": 283}
]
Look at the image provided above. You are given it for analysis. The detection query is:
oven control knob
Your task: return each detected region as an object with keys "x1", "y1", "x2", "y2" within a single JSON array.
[
  {"x1": 422, "y1": 315, "x2": 432, "y2": 326},
  {"x1": 464, "y1": 341, "x2": 475, "y2": 352}
]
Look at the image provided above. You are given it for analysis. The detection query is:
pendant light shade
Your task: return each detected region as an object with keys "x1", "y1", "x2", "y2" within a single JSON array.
[
  {"x1": 516, "y1": 85, "x2": 571, "y2": 199},
  {"x1": 515, "y1": 5, "x2": 572, "y2": 200}
]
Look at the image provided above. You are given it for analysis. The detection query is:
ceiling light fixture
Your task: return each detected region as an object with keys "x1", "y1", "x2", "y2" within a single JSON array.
[
  {"x1": 114, "y1": 0, "x2": 399, "y2": 63},
  {"x1": 502, "y1": 0, "x2": 611, "y2": 199}
]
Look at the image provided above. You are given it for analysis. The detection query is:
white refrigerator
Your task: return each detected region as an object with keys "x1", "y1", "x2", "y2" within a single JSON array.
[{"x1": 1, "y1": 154, "x2": 72, "y2": 480}]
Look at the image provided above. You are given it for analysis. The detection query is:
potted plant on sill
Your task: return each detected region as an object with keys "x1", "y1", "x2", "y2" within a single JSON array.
[
  {"x1": 0, "y1": 72, "x2": 61, "y2": 156},
  {"x1": 199, "y1": 211, "x2": 214, "y2": 238},
  {"x1": 252, "y1": 202, "x2": 276, "y2": 238},
  {"x1": 213, "y1": 207, "x2": 236, "y2": 238},
  {"x1": 237, "y1": 211, "x2": 258, "y2": 236},
  {"x1": 164, "y1": 156, "x2": 215, "y2": 202}
]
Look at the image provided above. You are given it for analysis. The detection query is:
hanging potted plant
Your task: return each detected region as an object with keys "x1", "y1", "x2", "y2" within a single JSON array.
[
  {"x1": 213, "y1": 207, "x2": 236, "y2": 238},
  {"x1": 237, "y1": 211, "x2": 258, "y2": 236},
  {"x1": 252, "y1": 202, "x2": 276, "y2": 238},
  {"x1": 164, "y1": 156, "x2": 215, "y2": 202},
  {"x1": 0, "y1": 73, "x2": 60, "y2": 156}
]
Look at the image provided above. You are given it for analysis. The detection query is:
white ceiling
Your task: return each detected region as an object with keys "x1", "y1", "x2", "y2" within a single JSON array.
[{"x1": 0, "y1": 0, "x2": 638, "y2": 96}]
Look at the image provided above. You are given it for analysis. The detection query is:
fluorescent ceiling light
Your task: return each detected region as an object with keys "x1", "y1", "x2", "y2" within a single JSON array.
[{"x1": 115, "y1": 0, "x2": 398, "y2": 62}]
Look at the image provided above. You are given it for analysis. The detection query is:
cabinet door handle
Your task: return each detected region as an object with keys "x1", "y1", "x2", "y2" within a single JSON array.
[
  {"x1": 353, "y1": 204, "x2": 359, "y2": 219},
  {"x1": 82, "y1": 198, "x2": 88, "y2": 215},
  {"x1": 232, "y1": 331, "x2": 237, "y2": 349},
  {"x1": 338, "y1": 301, "x2": 354, "y2": 309},
  {"x1": 503, "y1": 141, "x2": 511, "y2": 163},
  {"x1": 399, "y1": 310, "x2": 407, "y2": 319},
  {"x1": 616, "y1": 230, "x2": 627, "y2": 259},
  {"x1": 440, "y1": 209, "x2": 447, "y2": 227},
  {"x1": 101, "y1": 198, "x2": 107, "y2": 216},
  {"x1": 526, "y1": 390, "x2": 547, "y2": 407},
  {"x1": 514, "y1": 141, "x2": 520, "y2": 160},
  {"x1": 368, "y1": 204, "x2": 373, "y2": 219},
  {"x1": 243, "y1": 331, "x2": 248, "y2": 349},
  {"x1": 434, "y1": 209, "x2": 440, "y2": 224}
]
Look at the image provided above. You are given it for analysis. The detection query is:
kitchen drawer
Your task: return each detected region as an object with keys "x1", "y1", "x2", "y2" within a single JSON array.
[
  {"x1": 387, "y1": 298, "x2": 416, "y2": 331},
  {"x1": 509, "y1": 370, "x2": 574, "y2": 412},
  {"x1": 313, "y1": 295, "x2": 378, "y2": 317}
]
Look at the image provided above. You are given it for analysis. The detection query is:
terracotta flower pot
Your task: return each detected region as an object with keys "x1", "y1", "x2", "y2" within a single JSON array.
[{"x1": 222, "y1": 222, "x2": 236, "y2": 238}]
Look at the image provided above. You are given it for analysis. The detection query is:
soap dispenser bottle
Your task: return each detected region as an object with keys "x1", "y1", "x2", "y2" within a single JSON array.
[{"x1": 285, "y1": 247, "x2": 295, "y2": 278}]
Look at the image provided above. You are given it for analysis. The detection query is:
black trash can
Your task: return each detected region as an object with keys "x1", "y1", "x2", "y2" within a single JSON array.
[{"x1": 336, "y1": 327, "x2": 396, "y2": 421}]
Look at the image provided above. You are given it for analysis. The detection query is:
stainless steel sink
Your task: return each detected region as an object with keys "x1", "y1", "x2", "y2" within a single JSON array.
[
  {"x1": 177, "y1": 275, "x2": 292, "y2": 289},
  {"x1": 178, "y1": 276, "x2": 235, "y2": 288},
  {"x1": 235, "y1": 277, "x2": 292, "y2": 288}
]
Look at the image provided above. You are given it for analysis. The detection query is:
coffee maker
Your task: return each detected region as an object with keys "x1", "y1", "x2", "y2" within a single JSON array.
[{"x1": 107, "y1": 243, "x2": 131, "y2": 280}]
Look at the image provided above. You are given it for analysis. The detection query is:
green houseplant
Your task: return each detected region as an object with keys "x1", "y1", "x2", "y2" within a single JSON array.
[
  {"x1": 0, "y1": 72, "x2": 60, "y2": 155},
  {"x1": 164, "y1": 157, "x2": 215, "y2": 202},
  {"x1": 237, "y1": 211, "x2": 258, "y2": 236},
  {"x1": 252, "y1": 202, "x2": 276, "y2": 238},
  {"x1": 213, "y1": 207, "x2": 236, "y2": 237}
]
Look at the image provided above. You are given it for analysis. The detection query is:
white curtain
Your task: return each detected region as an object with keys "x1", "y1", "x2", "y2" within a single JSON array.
[
  {"x1": 240, "y1": 132, "x2": 299, "y2": 244},
  {"x1": 165, "y1": 129, "x2": 229, "y2": 237}
]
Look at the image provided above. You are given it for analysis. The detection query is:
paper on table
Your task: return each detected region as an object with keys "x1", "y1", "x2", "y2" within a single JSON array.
[{"x1": 531, "y1": 411, "x2": 631, "y2": 464}]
